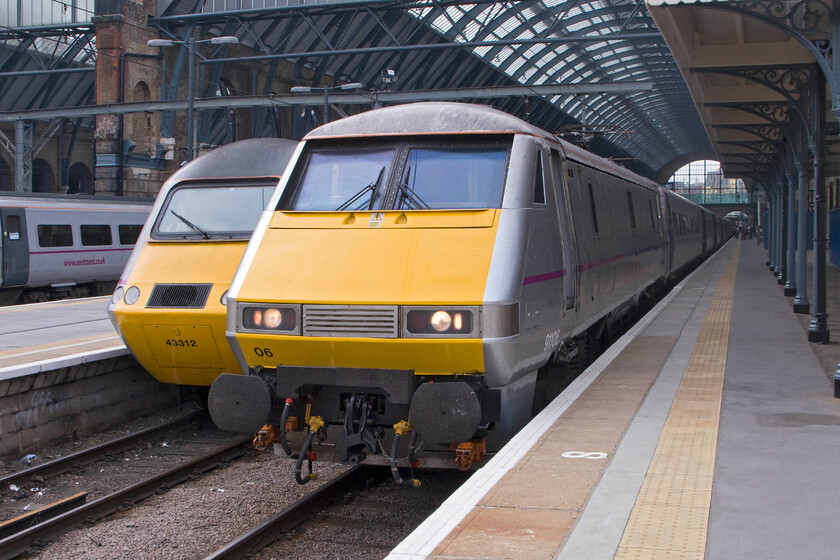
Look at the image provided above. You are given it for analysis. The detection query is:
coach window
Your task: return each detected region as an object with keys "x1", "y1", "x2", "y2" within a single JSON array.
[
  {"x1": 648, "y1": 199, "x2": 656, "y2": 229},
  {"x1": 38, "y1": 225, "x2": 73, "y2": 247},
  {"x1": 588, "y1": 182, "x2": 599, "y2": 236},
  {"x1": 533, "y1": 152, "x2": 546, "y2": 205},
  {"x1": 5, "y1": 215, "x2": 21, "y2": 239},
  {"x1": 81, "y1": 225, "x2": 113, "y2": 246},
  {"x1": 119, "y1": 224, "x2": 143, "y2": 245}
]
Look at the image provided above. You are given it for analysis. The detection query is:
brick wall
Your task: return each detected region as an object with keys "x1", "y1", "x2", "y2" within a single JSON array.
[{"x1": 0, "y1": 355, "x2": 179, "y2": 460}]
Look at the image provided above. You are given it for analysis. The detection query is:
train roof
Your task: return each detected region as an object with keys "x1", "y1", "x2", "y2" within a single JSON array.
[
  {"x1": 305, "y1": 102, "x2": 660, "y2": 191},
  {"x1": 0, "y1": 192, "x2": 152, "y2": 209},
  {"x1": 166, "y1": 138, "x2": 299, "y2": 184},
  {"x1": 305, "y1": 102, "x2": 553, "y2": 141}
]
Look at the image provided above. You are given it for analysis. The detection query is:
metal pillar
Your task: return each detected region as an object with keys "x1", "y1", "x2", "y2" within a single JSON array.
[
  {"x1": 808, "y1": 72, "x2": 828, "y2": 343},
  {"x1": 785, "y1": 166, "x2": 797, "y2": 295},
  {"x1": 767, "y1": 193, "x2": 776, "y2": 270},
  {"x1": 794, "y1": 142, "x2": 810, "y2": 313},
  {"x1": 186, "y1": 36, "x2": 196, "y2": 162},
  {"x1": 777, "y1": 177, "x2": 787, "y2": 284},
  {"x1": 13, "y1": 120, "x2": 32, "y2": 192}
]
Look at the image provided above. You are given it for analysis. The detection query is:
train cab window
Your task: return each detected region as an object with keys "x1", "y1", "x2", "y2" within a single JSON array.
[
  {"x1": 154, "y1": 183, "x2": 277, "y2": 239},
  {"x1": 587, "y1": 182, "x2": 599, "y2": 236},
  {"x1": 119, "y1": 224, "x2": 143, "y2": 245},
  {"x1": 282, "y1": 148, "x2": 396, "y2": 211},
  {"x1": 81, "y1": 225, "x2": 113, "y2": 246},
  {"x1": 5, "y1": 215, "x2": 21, "y2": 240},
  {"x1": 533, "y1": 152, "x2": 546, "y2": 205},
  {"x1": 395, "y1": 147, "x2": 507, "y2": 210},
  {"x1": 38, "y1": 225, "x2": 73, "y2": 247},
  {"x1": 627, "y1": 192, "x2": 637, "y2": 230}
]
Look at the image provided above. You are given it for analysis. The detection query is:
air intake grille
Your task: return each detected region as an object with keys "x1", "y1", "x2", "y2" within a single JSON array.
[
  {"x1": 146, "y1": 283, "x2": 212, "y2": 309},
  {"x1": 303, "y1": 305, "x2": 398, "y2": 338}
]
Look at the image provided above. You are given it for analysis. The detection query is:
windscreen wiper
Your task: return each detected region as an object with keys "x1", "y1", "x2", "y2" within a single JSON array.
[
  {"x1": 170, "y1": 210, "x2": 210, "y2": 239},
  {"x1": 335, "y1": 166, "x2": 386, "y2": 211},
  {"x1": 395, "y1": 167, "x2": 430, "y2": 210}
]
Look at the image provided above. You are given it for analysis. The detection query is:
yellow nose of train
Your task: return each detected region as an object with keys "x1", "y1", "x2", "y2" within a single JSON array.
[{"x1": 232, "y1": 208, "x2": 499, "y2": 375}]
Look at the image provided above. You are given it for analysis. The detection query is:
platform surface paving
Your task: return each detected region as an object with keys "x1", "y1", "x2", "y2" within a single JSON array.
[{"x1": 388, "y1": 239, "x2": 840, "y2": 560}]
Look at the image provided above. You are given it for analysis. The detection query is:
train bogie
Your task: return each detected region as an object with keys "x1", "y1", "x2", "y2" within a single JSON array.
[{"x1": 107, "y1": 138, "x2": 299, "y2": 386}]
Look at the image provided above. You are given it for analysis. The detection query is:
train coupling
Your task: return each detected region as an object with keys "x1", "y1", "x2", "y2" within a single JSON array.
[
  {"x1": 253, "y1": 424, "x2": 277, "y2": 452},
  {"x1": 336, "y1": 394, "x2": 379, "y2": 465},
  {"x1": 450, "y1": 440, "x2": 486, "y2": 471}
]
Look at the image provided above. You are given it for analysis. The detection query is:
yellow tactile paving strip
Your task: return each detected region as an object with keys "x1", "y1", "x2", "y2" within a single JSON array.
[
  {"x1": 430, "y1": 333, "x2": 681, "y2": 560},
  {"x1": 0, "y1": 333, "x2": 123, "y2": 369},
  {"x1": 614, "y1": 243, "x2": 739, "y2": 560}
]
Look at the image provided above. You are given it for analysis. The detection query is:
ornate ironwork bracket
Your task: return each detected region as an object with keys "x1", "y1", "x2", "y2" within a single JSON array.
[
  {"x1": 704, "y1": 101, "x2": 798, "y2": 143},
  {"x1": 693, "y1": 1, "x2": 839, "y2": 111}
]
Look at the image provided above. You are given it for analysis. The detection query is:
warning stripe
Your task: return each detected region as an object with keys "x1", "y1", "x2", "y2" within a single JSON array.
[{"x1": 614, "y1": 242, "x2": 739, "y2": 559}]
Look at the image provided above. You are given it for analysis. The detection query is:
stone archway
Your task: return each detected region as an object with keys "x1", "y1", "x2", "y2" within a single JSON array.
[
  {"x1": 32, "y1": 158, "x2": 53, "y2": 193},
  {"x1": 68, "y1": 162, "x2": 94, "y2": 194}
]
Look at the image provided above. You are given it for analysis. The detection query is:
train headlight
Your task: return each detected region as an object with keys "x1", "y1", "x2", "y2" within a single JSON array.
[
  {"x1": 111, "y1": 286, "x2": 124, "y2": 305},
  {"x1": 403, "y1": 307, "x2": 478, "y2": 337},
  {"x1": 241, "y1": 305, "x2": 298, "y2": 332},
  {"x1": 430, "y1": 311, "x2": 451, "y2": 332},
  {"x1": 124, "y1": 286, "x2": 141, "y2": 305}
]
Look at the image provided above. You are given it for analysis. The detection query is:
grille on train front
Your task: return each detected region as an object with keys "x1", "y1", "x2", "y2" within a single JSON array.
[
  {"x1": 302, "y1": 305, "x2": 398, "y2": 338},
  {"x1": 146, "y1": 283, "x2": 212, "y2": 308}
]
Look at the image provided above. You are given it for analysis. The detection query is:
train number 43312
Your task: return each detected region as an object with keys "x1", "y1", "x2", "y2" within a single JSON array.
[{"x1": 165, "y1": 339, "x2": 197, "y2": 347}]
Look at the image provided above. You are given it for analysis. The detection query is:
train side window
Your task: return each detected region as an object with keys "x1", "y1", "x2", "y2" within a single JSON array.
[
  {"x1": 627, "y1": 191, "x2": 636, "y2": 230},
  {"x1": 5, "y1": 215, "x2": 21, "y2": 240},
  {"x1": 38, "y1": 224, "x2": 73, "y2": 247},
  {"x1": 588, "y1": 182, "x2": 599, "y2": 236},
  {"x1": 648, "y1": 199, "x2": 656, "y2": 229},
  {"x1": 81, "y1": 225, "x2": 113, "y2": 246},
  {"x1": 533, "y1": 152, "x2": 546, "y2": 205},
  {"x1": 119, "y1": 224, "x2": 143, "y2": 245}
]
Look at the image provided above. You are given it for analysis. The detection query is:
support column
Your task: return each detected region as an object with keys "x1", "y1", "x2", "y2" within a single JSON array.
[
  {"x1": 777, "y1": 177, "x2": 787, "y2": 285},
  {"x1": 794, "y1": 145, "x2": 810, "y2": 313},
  {"x1": 785, "y1": 166, "x2": 797, "y2": 295},
  {"x1": 767, "y1": 192, "x2": 779, "y2": 275},
  {"x1": 808, "y1": 72, "x2": 828, "y2": 343},
  {"x1": 13, "y1": 120, "x2": 32, "y2": 192}
]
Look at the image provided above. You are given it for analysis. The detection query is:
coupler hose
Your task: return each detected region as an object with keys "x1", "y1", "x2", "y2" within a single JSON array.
[
  {"x1": 295, "y1": 416, "x2": 324, "y2": 485},
  {"x1": 279, "y1": 398, "x2": 297, "y2": 458},
  {"x1": 390, "y1": 421, "x2": 421, "y2": 488}
]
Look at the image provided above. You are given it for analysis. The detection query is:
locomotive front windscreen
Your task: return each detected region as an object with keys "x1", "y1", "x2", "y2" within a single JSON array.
[
  {"x1": 153, "y1": 183, "x2": 276, "y2": 239},
  {"x1": 280, "y1": 141, "x2": 509, "y2": 212}
]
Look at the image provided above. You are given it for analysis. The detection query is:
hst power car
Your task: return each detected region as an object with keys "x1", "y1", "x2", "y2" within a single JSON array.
[{"x1": 108, "y1": 138, "x2": 299, "y2": 386}]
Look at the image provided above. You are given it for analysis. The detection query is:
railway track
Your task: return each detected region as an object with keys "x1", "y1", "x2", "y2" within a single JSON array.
[
  {"x1": 204, "y1": 466, "x2": 469, "y2": 560},
  {"x1": 0, "y1": 412, "x2": 199, "y2": 489},
  {"x1": 0, "y1": 413, "x2": 253, "y2": 560}
]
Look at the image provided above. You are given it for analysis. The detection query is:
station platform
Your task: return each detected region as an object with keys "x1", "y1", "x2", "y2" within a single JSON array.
[
  {"x1": 0, "y1": 296, "x2": 127, "y2": 380},
  {"x1": 389, "y1": 239, "x2": 840, "y2": 560}
]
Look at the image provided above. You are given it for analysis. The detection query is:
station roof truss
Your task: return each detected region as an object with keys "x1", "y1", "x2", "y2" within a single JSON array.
[
  {"x1": 647, "y1": 0, "x2": 839, "y2": 193},
  {"x1": 0, "y1": 21, "x2": 96, "y2": 114},
  {"x1": 147, "y1": 0, "x2": 712, "y2": 178},
  {"x1": 0, "y1": 1, "x2": 714, "y2": 180}
]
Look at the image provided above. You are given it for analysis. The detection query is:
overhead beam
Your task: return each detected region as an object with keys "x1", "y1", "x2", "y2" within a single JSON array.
[{"x1": 0, "y1": 82, "x2": 653, "y2": 122}]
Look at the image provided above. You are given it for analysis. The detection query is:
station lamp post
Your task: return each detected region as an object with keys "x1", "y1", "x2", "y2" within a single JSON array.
[
  {"x1": 290, "y1": 82, "x2": 364, "y2": 124},
  {"x1": 147, "y1": 35, "x2": 239, "y2": 161}
]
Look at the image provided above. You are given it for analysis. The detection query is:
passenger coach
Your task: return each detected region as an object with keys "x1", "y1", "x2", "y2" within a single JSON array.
[{"x1": 1, "y1": 193, "x2": 151, "y2": 304}]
